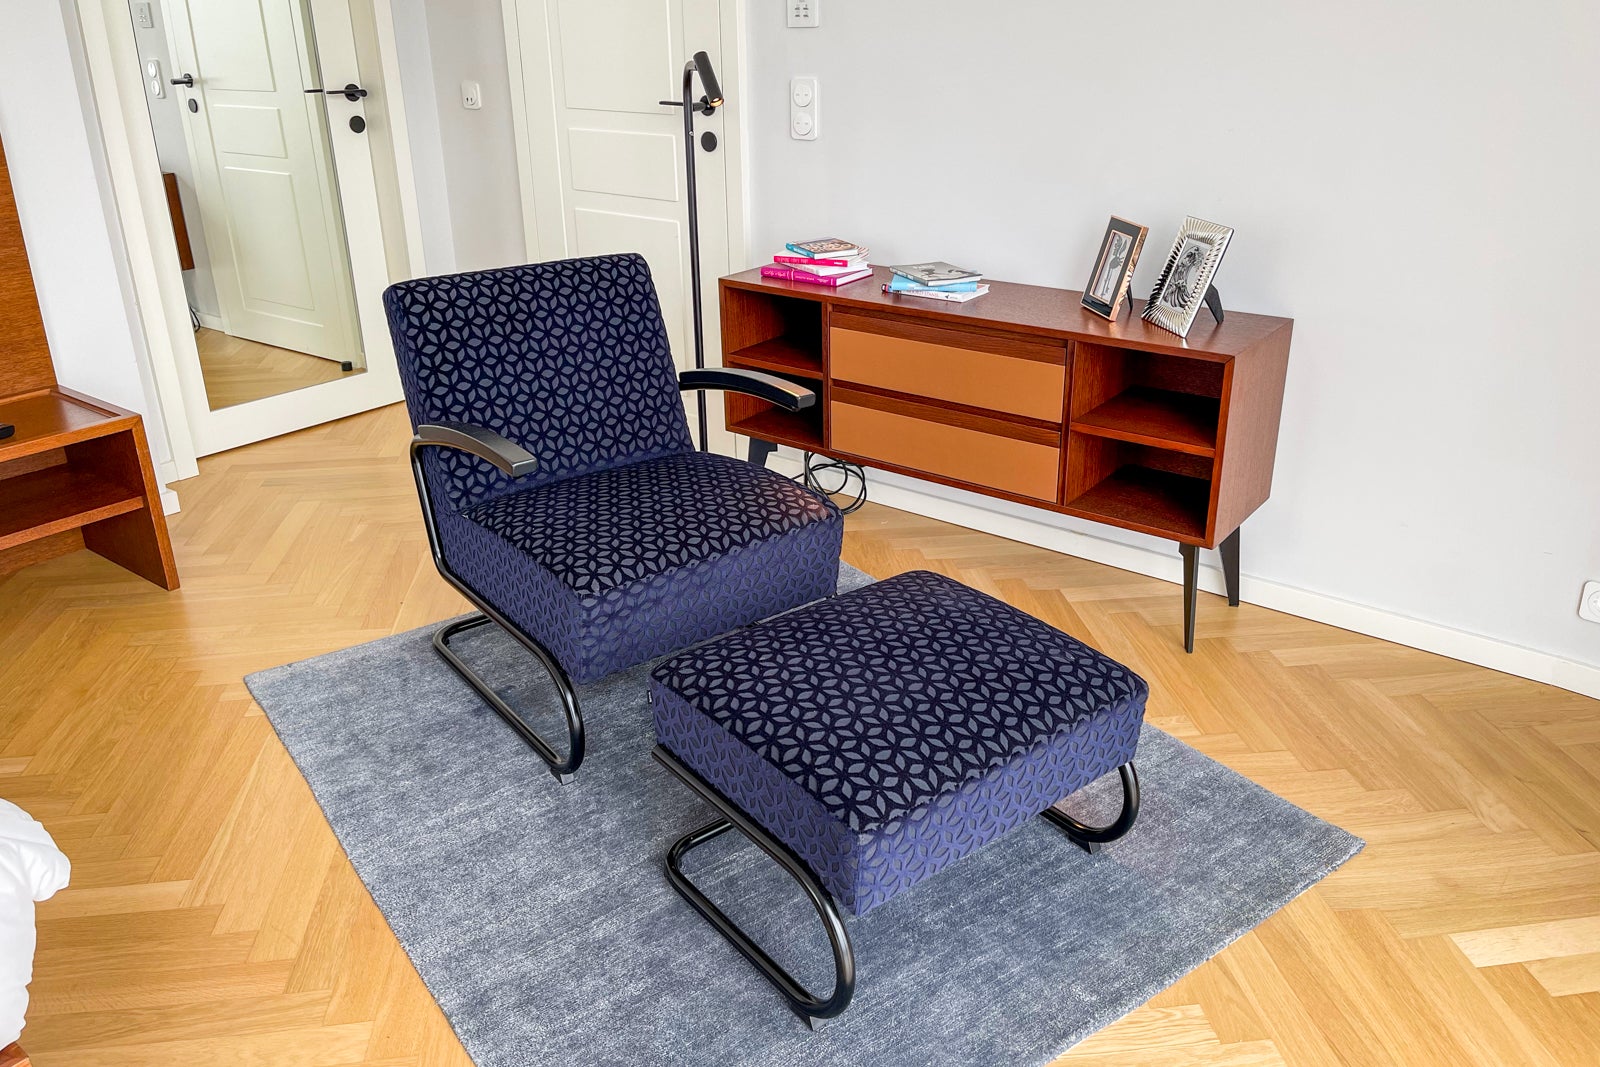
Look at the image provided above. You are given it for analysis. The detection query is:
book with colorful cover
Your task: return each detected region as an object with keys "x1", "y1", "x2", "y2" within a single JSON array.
[
  {"x1": 889, "y1": 261, "x2": 983, "y2": 287},
  {"x1": 886, "y1": 273, "x2": 980, "y2": 294},
  {"x1": 778, "y1": 256, "x2": 869, "y2": 279},
  {"x1": 772, "y1": 253, "x2": 863, "y2": 269},
  {"x1": 786, "y1": 238, "x2": 869, "y2": 259},
  {"x1": 761, "y1": 264, "x2": 873, "y2": 287},
  {"x1": 886, "y1": 282, "x2": 990, "y2": 303}
]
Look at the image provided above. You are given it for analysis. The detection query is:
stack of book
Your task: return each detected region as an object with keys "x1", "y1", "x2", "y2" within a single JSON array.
[
  {"x1": 760, "y1": 238, "x2": 873, "y2": 288},
  {"x1": 884, "y1": 261, "x2": 989, "y2": 303}
]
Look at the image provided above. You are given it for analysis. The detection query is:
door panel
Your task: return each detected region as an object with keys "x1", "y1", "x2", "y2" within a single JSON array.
[
  {"x1": 567, "y1": 129, "x2": 679, "y2": 201},
  {"x1": 555, "y1": 0, "x2": 676, "y2": 114}
]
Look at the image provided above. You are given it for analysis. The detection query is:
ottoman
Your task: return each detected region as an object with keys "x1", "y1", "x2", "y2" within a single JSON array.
[{"x1": 649, "y1": 570, "x2": 1149, "y2": 1025}]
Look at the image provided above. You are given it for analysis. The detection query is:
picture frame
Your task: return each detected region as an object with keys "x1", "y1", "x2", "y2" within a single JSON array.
[
  {"x1": 1081, "y1": 216, "x2": 1148, "y2": 320},
  {"x1": 1142, "y1": 217, "x2": 1234, "y2": 338}
]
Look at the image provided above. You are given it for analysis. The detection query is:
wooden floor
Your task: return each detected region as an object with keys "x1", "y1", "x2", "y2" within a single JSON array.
[
  {"x1": 195, "y1": 327, "x2": 355, "y2": 410},
  {"x1": 1, "y1": 404, "x2": 1598, "y2": 1066}
]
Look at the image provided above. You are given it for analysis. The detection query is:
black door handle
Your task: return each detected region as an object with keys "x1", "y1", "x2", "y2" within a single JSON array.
[
  {"x1": 171, "y1": 74, "x2": 194, "y2": 87},
  {"x1": 305, "y1": 84, "x2": 368, "y2": 102}
]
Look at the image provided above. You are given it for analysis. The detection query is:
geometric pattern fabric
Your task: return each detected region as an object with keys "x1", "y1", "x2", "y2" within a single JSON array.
[
  {"x1": 384, "y1": 254, "x2": 843, "y2": 683},
  {"x1": 652, "y1": 570, "x2": 1148, "y2": 914}
]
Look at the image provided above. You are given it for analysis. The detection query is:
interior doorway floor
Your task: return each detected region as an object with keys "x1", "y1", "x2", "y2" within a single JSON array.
[{"x1": 195, "y1": 327, "x2": 357, "y2": 410}]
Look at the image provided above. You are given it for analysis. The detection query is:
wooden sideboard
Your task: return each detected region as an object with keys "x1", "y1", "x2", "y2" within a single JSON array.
[{"x1": 719, "y1": 265, "x2": 1292, "y2": 651}]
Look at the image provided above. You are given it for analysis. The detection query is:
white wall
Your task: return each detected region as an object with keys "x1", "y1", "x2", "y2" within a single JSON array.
[
  {"x1": 0, "y1": 0, "x2": 177, "y2": 487},
  {"x1": 390, "y1": 0, "x2": 523, "y2": 273},
  {"x1": 747, "y1": 2, "x2": 1600, "y2": 670}
]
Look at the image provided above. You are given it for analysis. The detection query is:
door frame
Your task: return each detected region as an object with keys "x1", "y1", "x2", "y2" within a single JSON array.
[
  {"x1": 500, "y1": 0, "x2": 750, "y2": 455},
  {"x1": 72, "y1": 0, "x2": 428, "y2": 467}
]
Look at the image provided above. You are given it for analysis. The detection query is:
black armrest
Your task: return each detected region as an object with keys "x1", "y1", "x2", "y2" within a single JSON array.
[
  {"x1": 679, "y1": 368, "x2": 816, "y2": 412},
  {"x1": 412, "y1": 422, "x2": 538, "y2": 478}
]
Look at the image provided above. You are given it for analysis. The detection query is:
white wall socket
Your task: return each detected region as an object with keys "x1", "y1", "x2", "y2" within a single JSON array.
[
  {"x1": 134, "y1": 2, "x2": 154, "y2": 29},
  {"x1": 787, "y1": 0, "x2": 819, "y2": 28},
  {"x1": 1580, "y1": 581, "x2": 1600, "y2": 624},
  {"x1": 461, "y1": 81, "x2": 482, "y2": 110},
  {"x1": 790, "y1": 75, "x2": 818, "y2": 140}
]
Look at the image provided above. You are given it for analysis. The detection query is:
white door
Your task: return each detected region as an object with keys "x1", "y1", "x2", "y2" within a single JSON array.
[
  {"x1": 506, "y1": 0, "x2": 740, "y2": 398},
  {"x1": 164, "y1": 0, "x2": 361, "y2": 364}
]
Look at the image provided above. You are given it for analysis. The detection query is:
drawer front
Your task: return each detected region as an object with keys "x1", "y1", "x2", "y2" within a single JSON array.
[
  {"x1": 831, "y1": 399, "x2": 1061, "y2": 502},
  {"x1": 830, "y1": 313, "x2": 1066, "y2": 423}
]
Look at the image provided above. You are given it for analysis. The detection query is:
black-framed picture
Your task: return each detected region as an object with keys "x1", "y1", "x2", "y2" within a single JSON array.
[
  {"x1": 1081, "y1": 216, "x2": 1148, "y2": 320},
  {"x1": 1142, "y1": 217, "x2": 1234, "y2": 337}
]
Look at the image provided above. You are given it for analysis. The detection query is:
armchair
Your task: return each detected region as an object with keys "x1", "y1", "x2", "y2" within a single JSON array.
[{"x1": 385, "y1": 254, "x2": 843, "y2": 780}]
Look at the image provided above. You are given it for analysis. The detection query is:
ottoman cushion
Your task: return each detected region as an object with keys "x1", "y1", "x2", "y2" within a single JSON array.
[{"x1": 650, "y1": 570, "x2": 1148, "y2": 916}]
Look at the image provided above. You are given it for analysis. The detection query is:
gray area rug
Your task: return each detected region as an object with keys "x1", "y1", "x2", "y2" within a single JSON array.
[{"x1": 246, "y1": 564, "x2": 1362, "y2": 1066}]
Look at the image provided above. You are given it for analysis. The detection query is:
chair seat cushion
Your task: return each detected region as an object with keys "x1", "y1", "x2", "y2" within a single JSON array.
[
  {"x1": 439, "y1": 451, "x2": 842, "y2": 683},
  {"x1": 651, "y1": 570, "x2": 1148, "y2": 915}
]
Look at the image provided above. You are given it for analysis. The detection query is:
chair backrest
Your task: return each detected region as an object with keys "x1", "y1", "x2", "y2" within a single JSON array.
[{"x1": 385, "y1": 253, "x2": 694, "y2": 512}]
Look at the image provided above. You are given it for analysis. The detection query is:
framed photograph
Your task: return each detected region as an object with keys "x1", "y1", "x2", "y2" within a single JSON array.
[
  {"x1": 1081, "y1": 216, "x2": 1148, "y2": 320},
  {"x1": 1142, "y1": 217, "x2": 1234, "y2": 337}
]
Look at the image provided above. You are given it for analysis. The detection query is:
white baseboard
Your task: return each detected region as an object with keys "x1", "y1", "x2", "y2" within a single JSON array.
[
  {"x1": 195, "y1": 311, "x2": 225, "y2": 332},
  {"x1": 770, "y1": 451, "x2": 1600, "y2": 701}
]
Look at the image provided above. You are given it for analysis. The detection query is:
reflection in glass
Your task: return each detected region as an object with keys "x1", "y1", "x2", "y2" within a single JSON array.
[{"x1": 127, "y1": 0, "x2": 366, "y2": 410}]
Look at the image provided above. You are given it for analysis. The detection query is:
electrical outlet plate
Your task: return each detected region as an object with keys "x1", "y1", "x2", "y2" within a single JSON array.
[
  {"x1": 134, "y1": 2, "x2": 154, "y2": 29},
  {"x1": 787, "y1": 0, "x2": 819, "y2": 28},
  {"x1": 461, "y1": 81, "x2": 482, "y2": 110},
  {"x1": 789, "y1": 75, "x2": 818, "y2": 140},
  {"x1": 1580, "y1": 581, "x2": 1600, "y2": 624}
]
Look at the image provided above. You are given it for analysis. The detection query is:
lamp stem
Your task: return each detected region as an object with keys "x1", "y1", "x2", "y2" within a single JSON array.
[{"x1": 681, "y1": 61, "x2": 709, "y2": 452}]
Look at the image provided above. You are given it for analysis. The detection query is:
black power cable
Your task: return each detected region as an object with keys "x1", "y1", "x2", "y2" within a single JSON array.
[{"x1": 800, "y1": 452, "x2": 867, "y2": 514}]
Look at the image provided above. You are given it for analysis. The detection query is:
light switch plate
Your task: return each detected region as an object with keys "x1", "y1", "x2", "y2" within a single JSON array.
[
  {"x1": 790, "y1": 75, "x2": 818, "y2": 140},
  {"x1": 461, "y1": 81, "x2": 482, "y2": 110},
  {"x1": 787, "y1": 0, "x2": 819, "y2": 28}
]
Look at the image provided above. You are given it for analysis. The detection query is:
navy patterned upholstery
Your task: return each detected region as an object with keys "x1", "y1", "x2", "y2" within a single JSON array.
[
  {"x1": 651, "y1": 571, "x2": 1148, "y2": 916},
  {"x1": 386, "y1": 254, "x2": 695, "y2": 512},
  {"x1": 385, "y1": 255, "x2": 844, "y2": 683}
]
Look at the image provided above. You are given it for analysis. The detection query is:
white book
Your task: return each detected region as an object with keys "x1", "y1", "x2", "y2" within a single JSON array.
[{"x1": 886, "y1": 283, "x2": 990, "y2": 304}]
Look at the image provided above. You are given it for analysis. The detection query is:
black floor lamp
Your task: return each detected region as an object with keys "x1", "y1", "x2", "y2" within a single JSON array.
[{"x1": 662, "y1": 52, "x2": 724, "y2": 452}]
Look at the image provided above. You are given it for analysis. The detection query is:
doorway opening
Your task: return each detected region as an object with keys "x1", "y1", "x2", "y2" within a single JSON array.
[{"x1": 126, "y1": 0, "x2": 366, "y2": 412}]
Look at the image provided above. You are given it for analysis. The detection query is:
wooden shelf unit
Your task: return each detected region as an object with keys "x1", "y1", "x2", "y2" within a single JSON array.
[
  {"x1": 0, "y1": 135, "x2": 178, "y2": 588},
  {"x1": 719, "y1": 265, "x2": 1292, "y2": 649}
]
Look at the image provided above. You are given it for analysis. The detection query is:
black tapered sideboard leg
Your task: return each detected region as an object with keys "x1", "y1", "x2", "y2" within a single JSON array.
[
  {"x1": 1220, "y1": 527, "x2": 1241, "y2": 607},
  {"x1": 1180, "y1": 543, "x2": 1199, "y2": 653},
  {"x1": 748, "y1": 437, "x2": 776, "y2": 468}
]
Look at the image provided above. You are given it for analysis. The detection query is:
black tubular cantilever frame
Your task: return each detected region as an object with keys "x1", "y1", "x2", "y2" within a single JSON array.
[
  {"x1": 410, "y1": 422, "x2": 586, "y2": 781},
  {"x1": 654, "y1": 745, "x2": 1139, "y2": 1025},
  {"x1": 408, "y1": 371, "x2": 815, "y2": 781},
  {"x1": 652, "y1": 744, "x2": 855, "y2": 1027},
  {"x1": 1040, "y1": 763, "x2": 1141, "y2": 853}
]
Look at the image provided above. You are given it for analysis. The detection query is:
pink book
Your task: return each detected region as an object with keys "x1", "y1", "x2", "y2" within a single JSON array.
[
  {"x1": 760, "y1": 265, "x2": 872, "y2": 287},
  {"x1": 772, "y1": 253, "x2": 855, "y2": 268}
]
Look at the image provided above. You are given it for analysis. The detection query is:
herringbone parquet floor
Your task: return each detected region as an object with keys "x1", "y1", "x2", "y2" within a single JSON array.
[{"x1": 2, "y1": 404, "x2": 1597, "y2": 1065}]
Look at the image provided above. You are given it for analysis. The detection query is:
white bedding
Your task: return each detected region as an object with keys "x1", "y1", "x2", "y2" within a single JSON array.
[{"x1": 0, "y1": 798, "x2": 70, "y2": 1048}]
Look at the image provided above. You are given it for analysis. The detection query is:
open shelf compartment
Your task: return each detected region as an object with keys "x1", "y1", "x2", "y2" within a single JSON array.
[
  {"x1": 721, "y1": 286, "x2": 824, "y2": 378},
  {"x1": 1062, "y1": 434, "x2": 1212, "y2": 541},
  {"x1": 1069, "y1": 344, "x2": 1224, "y2": 457}
]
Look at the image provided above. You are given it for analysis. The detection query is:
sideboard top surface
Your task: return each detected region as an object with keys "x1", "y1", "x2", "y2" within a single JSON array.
[{"x1": 723, "y1": 266, "x2": 1292, "y2": 361}]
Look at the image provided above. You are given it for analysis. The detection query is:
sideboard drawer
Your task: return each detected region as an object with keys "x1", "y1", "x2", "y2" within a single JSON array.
[
  {"x1": 831, "y1": 396, "x2": 1061, "y2": 502},
  {"x1": 830, "y1": 312, "x2": 1066, "y2": 423}
]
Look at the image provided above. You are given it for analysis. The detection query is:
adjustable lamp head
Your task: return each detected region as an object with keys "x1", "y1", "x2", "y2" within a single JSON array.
[{"x1": 691, "y1": 51, "x2": 723, "y2": 113}]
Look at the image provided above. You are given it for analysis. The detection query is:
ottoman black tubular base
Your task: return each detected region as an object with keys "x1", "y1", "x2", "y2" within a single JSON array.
[
  {"x1": 648, "y1": 570, "x2": 1150, "y2": 1026},
  {"x1": 653, "y1": 745, "x2": 856, "y2": 1028}
]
